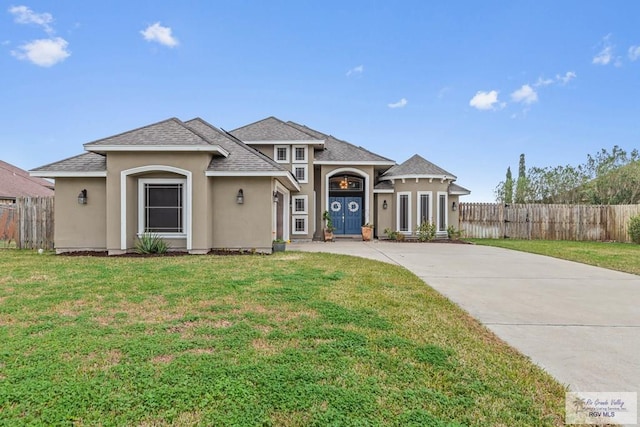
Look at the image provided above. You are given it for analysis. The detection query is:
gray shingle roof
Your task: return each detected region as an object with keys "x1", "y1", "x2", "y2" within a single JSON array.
[
  {"x1": 30, "y1": 152, "x2": 106, "y2": 173},
  {"x1": 382, "y1": 154, "x2": 456, "y2": 179},
  {"x1": 1, "y1": 160, "x2": 54, "y2": 198},
  {"x1": 84, "y1": 118, "x2": 212, "y2": 148},
  {"x1": 184, "y1": 118, "x2": 288, "y2": 173},
  {"x1": 449, "y1": 183, "x2": 471, "y2": 195},
  {"x1": 286, "y1": 122, "x2": 395, "y2": 164},
  {"x1": 230, "y1": 117, "x2": 321, "y2": 142},
  {"x1": 374, "y1": 181, "x2": 394, "y2": 191}
]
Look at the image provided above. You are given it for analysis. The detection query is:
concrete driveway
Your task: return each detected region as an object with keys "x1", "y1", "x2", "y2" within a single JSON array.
[{"x1": 289, "y1": 241, "x2": 640, "y2": 394}]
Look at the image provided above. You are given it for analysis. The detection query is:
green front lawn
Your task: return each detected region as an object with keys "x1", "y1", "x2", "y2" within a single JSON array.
[
  {"x1": 470, "y1": 239, "x2": 640, "y2": 275},
  {"x1": 0, "y1": 250, "x2": 568, "y2": 426}
]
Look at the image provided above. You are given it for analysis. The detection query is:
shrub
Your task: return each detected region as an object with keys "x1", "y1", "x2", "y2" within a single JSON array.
[
  {"x1": 416, "y1": 222, "x2": 436, "y2": 242},
  {"x1": 135, "y1": 233, "x2": 168, "y2": 254},
  {"x1": 447, "y1": 225, "x2": 463, "y2": 240},
  {"x1": 383, "y1": 228, "x2": 398, "y2": 240},
  {"x1": 629, "y1": 215, "x2": 640, "y2": 244}
]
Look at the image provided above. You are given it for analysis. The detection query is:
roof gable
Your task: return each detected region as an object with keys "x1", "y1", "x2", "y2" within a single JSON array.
[
  {"x1": 84, "y1": 118, "x2": 223, "y2": 152},
  {"x1": 230, "y1": 117, "x2": 322, "y2": 142},
  {"x1": 382, "y1": 154, "x2": 456, "y2": 180}
]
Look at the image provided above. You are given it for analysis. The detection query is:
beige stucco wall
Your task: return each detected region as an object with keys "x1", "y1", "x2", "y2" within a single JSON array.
[
  {"x1": 209, "y1": 176, "x2": 274, "y2": 250},
  {"x1": 54, "y1": 178, "x2": 106, "y2": 251},
  {"x1": 374, "y1": 193, "x2": 393, "y2": 236},
  {"x1": 105, "y1": 152, "x2": 212, "y2": 253},
  {"x1": 385, "y1": 178, "x2": 457, "y2": 235}
]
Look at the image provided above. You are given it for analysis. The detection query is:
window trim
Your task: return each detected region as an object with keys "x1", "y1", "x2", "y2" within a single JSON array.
[
  {"x1": 437, "y1": 191, "x2": 448, "y2": 232},
  {"x1": 292, "y1": 215, "x2": 308, "y2": 234},
  {"x1": 293, "y1": 164, "x2": 308, "y2": 184},
  {"x1": 274, "y1": 145, "x2": 290, "y2": 163},
  {"x1": 138, "y1": 178, "x2": 187, "y2": 238},
  {"x1": 292, "y1": 145, "x2": 308, "y2": 163},
  {"x1": 396, "y1": 192, "x2": 412, "y2": 234},
  {"x1": 292, "y1": 195, "x2": 308, "y2": 214},
  {"x1": 417, "y1": 191, "x2": 432, "y2": 226}
]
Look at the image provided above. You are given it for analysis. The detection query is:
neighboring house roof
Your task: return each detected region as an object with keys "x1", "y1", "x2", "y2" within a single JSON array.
[
  {"x1": 286, "y1": 121, "x2": 395, "y2": 165},
  {"x1": 185, "y1": 118, "x2": 300, "y2": 190},
  {"x1": 0, "y1": 160, "x2": 54, "y2": 199},
  {"x1": 31, "y1": 152, "x2": 107, "y2": 177},
  {"x1": 84, "y1": 118, "x2": 229, "y2": 155},
  {"x1": 381, "y1": 154, "x2": 457, "y2": 180},
  {"x1": 230, "y1": 117, "x2": 323, "y2": 145}
]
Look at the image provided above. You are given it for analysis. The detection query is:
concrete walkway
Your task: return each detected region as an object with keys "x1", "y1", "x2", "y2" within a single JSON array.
[{"x1": 289, "y1": 240, "x2": 640, "y2": 394}]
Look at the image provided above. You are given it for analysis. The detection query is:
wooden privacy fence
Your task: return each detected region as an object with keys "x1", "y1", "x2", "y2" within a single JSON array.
[
  {"x1": 15, "y1": 197, "x2": 54, "y2": 250},
  {"x1": 0, "y1": 204, "x2": 18, "y2": 246},
  {"x1": 459, "y1": 203, "x2": 640, "y2": 242}
]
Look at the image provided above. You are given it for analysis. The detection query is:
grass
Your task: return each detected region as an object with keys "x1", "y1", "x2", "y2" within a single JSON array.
[
  {"x1": 0, "y1": 250, "x2": 570, "y2": 426},
  {"x1": 469, "y1": 239, "x2": 640, "y2": 275}
]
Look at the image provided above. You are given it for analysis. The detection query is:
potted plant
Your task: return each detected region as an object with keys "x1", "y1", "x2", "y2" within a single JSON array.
[
  {"x1": 272, "y1": 238, "x2": 286, "y2": 252},
  {"x1": 322, "y1": 210, "x2": 334, "y2": 242},
  {"x1": 361, "y1": 223, "x2": 374, "y2": 241}
]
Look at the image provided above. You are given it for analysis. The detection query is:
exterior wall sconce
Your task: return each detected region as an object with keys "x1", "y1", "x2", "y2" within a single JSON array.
[
  {"x1": 236, "y1": 189, "x2": 244, "y2": 204},
  {"x1": 273, "y1": 191, "x2": 279, "y2": 203},
  {"x1": 452, "y1": 201, "x2": 457, "y2": 211},
  {"x1": 382, "y1": 199, "x2": 388, "y2": 209},
  {"x1": 77, "y1": 189, "x2": 87, "y2": 205}
]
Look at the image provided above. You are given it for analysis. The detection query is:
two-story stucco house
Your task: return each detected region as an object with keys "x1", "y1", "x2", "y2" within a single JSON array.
[{"x1": 30, "y1": 116, "x2": 469, "y2": 254}]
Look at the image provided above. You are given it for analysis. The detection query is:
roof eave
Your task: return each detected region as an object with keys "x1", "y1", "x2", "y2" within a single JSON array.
[
  {"x1": 84, "y1": 145, "x2": 230, "y2": 156},
  {"x1": 243, "y1": 140, "x2": 325, "y2": 147},
  {"x1": 205, "y1": 170, "x2": 300, "y2": 191},
  {"x1": 314, "y1": 160, "x2": 396, "y2": 166},
  {"x1": 381, "y1": 173, "x2": 457, "y2": 181},
  {"x1": 30, "y1": 171, "x2": 107, "y2": 178}
]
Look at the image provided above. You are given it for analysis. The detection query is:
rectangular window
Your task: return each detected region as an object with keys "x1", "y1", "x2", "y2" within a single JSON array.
[
  {"x1": 418, "y1": 192, "x2": 431, "y2": 225},
  {"x1": 139, "y1": 180, "x2": 185, "y2": 235},
  {"x1": 275, "y1": 145, "x2": 289, "y2": 163},
  {"x1": 293, "y1": 165, "x2": 308, "y2": 183},
  {"x1": 292, "y1": 216, "x2": 307, "y2": 234},
  {"x1": 293, "y1": 145, "x2": 307, "y2": 163},
  {"x1": 438, "y1": 193, "x2": 447, "y2": 231},
  {"x1": 397, "y1": 192, "x2": 411, "y2": 233},
  {"x1": 292, "y1": 195, "x2": 307, "y2": 214}
]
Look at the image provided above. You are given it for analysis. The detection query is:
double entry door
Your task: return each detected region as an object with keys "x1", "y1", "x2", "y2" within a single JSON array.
[{"x1": 329, "y1": 196, "x2": 362, "y2": 235}]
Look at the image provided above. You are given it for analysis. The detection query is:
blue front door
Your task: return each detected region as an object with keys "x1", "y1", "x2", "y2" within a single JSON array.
[{"x1": 329, "y1": 197, "x2": 362, "y2": 234}]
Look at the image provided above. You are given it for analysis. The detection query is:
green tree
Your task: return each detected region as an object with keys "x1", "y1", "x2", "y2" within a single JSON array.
[
  {"x1": 504, "y1": 167, "x2": 513, "y2": 204},
  {"x1": 515, "y1": 154, "x2": 527, "y2": 203}
]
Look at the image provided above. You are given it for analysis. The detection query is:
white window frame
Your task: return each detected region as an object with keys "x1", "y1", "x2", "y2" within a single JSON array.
[
  {"x1": 293, "y1": 164, "x2": 308, "y2": 184},
  {"x1": 292, "y1": 215, "x2": 308, "y2": 234},
  {"x1": 396, "y1": 192, "x2": 411, "y2": 234},
  {"x1": 292, "y1": 145, "x2": 308, "y2": 163},
  {"x1": 138, "y1": 178, "x2": 187, "y2": 238},
  {"x1": 437, "y1": 191, "x2": 448, "y2": 232},
  {"x1": 292, "y1": 195, "x2": 308, "y2": 214},
  {"x1": 274, "y1": 145, "x2": 290, "y2": 163},
  {"x1": 417, "y1": 191, "x2": 432, "y2": 226}
]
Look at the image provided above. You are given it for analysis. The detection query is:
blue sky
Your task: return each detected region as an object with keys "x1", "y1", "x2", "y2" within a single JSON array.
[{"x1": 2, "y1": 1, "x2": 639, "y2": 201}]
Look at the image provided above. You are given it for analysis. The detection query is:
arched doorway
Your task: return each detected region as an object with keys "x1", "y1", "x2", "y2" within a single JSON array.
[{"x1": 328, "y1": 174, "x2": 364, "y2": 234}]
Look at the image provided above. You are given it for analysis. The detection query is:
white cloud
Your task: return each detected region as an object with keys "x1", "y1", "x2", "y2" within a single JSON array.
[
  {"x1": 469, "y1": 90, "x2": 500, "y2": 110},
  {"x1": 346, "y1": 65, "x2": 363, "y2": 77},
  {"x1": 557, "y1": 71, "x2": 576, "y2": 85},
  {"x1": 11, "y1": 37, "x2": 70, "y2": 67},
  {"x1": 388, "y1": 98, "x2": 407, "y2": 109},
  {"x1": 628, "y1": 45, "x2": 640, "y2": 61},
  {"x1": 141, "y1": 22, "x2": 179, "y2": 47},
  {"x1": 9, "y1": 5, "x2": 54, "y2": 34},
  {"x1": 534, "y1": 77, "x2": 554, "y2": 87},
  {"x1": 511, "y1": 84, "x2": 538, "y2": 105},
  {"x1": 593, "y1": 34, "x2": 615, "y2": 65}
]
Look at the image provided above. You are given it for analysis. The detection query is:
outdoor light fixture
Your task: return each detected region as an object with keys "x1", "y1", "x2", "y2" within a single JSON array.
[
  {"x1": 273, "y1": 191, "x2": 279, "y2": 203},
  {"x1": 339, "y1": 176, "x2": 348, "y2": 189},
  {"x1": 77, "y1": 189, "x2": 87, "y2": 205},
  {"x1": 236, "y1": 189, "x2": 244, "y2": 204},
  {"x1": 383, "y1": 200, "x2": 388, "y2": 209},
  {"x1": 452, "y1": 201, "x2": 457, "y2": 211}
]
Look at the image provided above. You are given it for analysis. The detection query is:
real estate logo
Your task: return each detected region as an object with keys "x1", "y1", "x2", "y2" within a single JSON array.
[{"x1": 565, "y1": 392, "x2": 637, "y2": 424}]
